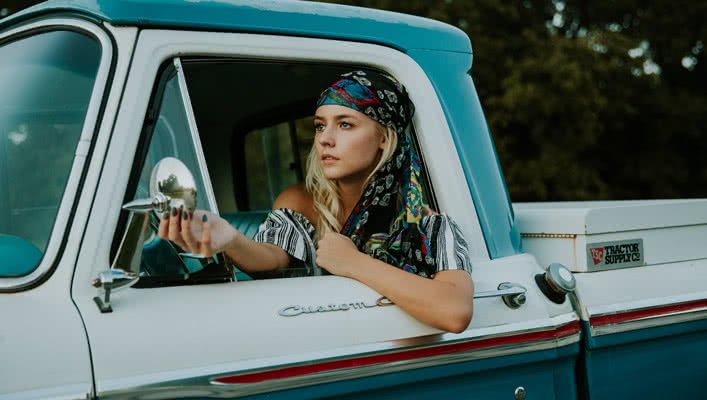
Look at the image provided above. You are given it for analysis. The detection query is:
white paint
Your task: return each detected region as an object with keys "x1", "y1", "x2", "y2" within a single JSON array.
[
  {"x1": 0, "y1": 18, "x2": 138, "y2": 399},
  {"x1": 515, "y1": 199, "x2": 707, "y2": 272}
]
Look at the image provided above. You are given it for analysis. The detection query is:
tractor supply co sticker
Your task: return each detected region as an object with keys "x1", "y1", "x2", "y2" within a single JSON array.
[{"x1": 586, "y1": 239, "x2": 644, "y2": 270}]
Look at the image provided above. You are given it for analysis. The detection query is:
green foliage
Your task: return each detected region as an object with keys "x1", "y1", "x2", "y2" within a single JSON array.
[{"x1": 320, "y1": 0, "x2": 707, "y2": 201}]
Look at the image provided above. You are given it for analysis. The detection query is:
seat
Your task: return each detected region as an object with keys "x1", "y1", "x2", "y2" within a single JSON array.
[
  {"x1": 221, "y1": 210, "x2": 270, "y2": 281},
  {"x1": 0, "y1": 234, "x2": 43, "y2": 276},
  {"x1": 221, "y1": 210, "x2": 270, "y2": 239}
]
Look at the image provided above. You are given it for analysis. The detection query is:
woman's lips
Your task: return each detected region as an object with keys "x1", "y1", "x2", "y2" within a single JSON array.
[{"x1": 321, "y1": 155, "x2": 339, "y2": 164}]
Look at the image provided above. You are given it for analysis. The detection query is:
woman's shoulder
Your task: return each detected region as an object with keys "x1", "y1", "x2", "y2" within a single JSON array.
[
  {"x1": 272, "y1": 183, "x2": 316, "y2": 225},
  {"x1": 421, "y1": 213, "x2": 465, "y2": 239}
]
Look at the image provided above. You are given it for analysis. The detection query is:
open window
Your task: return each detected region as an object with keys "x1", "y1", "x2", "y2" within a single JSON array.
[{"x1": 117, "y1": 58, "x2": 437, "y2": 284}]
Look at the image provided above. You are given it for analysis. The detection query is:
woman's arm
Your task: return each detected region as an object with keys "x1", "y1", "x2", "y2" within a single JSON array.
[
  {"x1": 316, "y1": 232, "x2": 474, "y2": 333},
  {"x1": 157, "y1": 207, "x2": 290, "y2": 273},
  {"x1": 157, "y1": 184, "x2": 313, "y2": 274}
]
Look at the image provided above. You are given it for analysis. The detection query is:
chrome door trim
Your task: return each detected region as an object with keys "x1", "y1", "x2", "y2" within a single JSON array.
[
  {"x1": 587, "y1": 291, "x2": 707, "y2": 337},
  {"x1": 172, "y1": 57, "x2": 219, "y2": 214},
  {"x1": 0, "y1": 17, "x2": 113, "y2": 291},
  {"x1": 97, "y1": 313, "x2": 579, "y2": 399}
]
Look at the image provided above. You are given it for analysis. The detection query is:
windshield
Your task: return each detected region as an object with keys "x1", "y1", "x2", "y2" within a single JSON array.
[{"x1": 0, "y1": 30, "x2": 101, "y2": 276}]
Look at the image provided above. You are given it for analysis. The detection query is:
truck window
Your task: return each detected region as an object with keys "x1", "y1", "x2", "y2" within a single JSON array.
[
  {"x1": 0, "y1": 30, "x2": 101, "y2": 277},
  {"x1": 119, "y1": 59, "x2": 436, "y2": 283}
]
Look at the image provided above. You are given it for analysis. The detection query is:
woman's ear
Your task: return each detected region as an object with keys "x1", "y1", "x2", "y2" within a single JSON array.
[{"x1": 378, "y1": 129, "x2": 387, "y2": 149}]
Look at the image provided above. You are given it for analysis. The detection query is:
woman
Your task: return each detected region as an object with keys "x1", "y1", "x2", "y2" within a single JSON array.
[{"x1": 159, "y1": 70, "x2": 474, "y2": 333}]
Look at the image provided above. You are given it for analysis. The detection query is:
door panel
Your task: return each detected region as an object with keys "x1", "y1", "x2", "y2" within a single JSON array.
[{"x1": 576, "y1": 260, "x2": 707, "y2": 399}]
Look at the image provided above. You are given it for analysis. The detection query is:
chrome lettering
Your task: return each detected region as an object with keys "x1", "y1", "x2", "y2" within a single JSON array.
[
  {"x1": 278, "y1": 306, "x2": 304, "y2": 317},
  {"x1": 278, "y1": 298, "x2": 395, "y2": 317}
]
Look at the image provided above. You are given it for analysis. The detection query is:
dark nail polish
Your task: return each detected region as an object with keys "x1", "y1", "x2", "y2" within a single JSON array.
[
  {"x1": 162, "y1": 211, "x2": 169, "y2": 220},
  {"x1": 182, "y1": 210, "x2": 188, "y2": 220},
  {"x1": 171, "y1": 207, "x2": 177, "y2": 216},
  {"x1": 202, "y1": 215, "x2": 208, "y2": 222}
]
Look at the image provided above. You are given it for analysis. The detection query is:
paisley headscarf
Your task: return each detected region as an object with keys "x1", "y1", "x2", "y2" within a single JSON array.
[{"x1": 317, "y1": 70, "x2": 436, "y2": 277}]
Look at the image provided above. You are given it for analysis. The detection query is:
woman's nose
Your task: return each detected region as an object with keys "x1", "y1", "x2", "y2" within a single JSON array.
[{"x1": 317, "y1": 126, "x2": 335, "y2": 146}]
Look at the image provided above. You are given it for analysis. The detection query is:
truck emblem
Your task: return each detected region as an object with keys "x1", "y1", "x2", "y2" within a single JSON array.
[
  {"x1": 590, "y1": 248, "x2": 605, "y2": 265},
  {"x1": 586, "y1": 239, "x2": 644, "y2": 271},
  {"x1": 278, "y1": 297, "x2": 393, "y2": 317}
]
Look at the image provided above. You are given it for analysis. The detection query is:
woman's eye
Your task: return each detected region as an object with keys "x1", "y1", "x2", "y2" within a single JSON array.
[
  {"x1": 314, "y1": 123, "x2": 325, "y2": 132},
  {"x1": 340, "y1": 122, "x2": 352, "y2": 129}
]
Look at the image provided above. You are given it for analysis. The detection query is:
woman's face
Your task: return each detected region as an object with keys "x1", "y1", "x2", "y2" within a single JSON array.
[{"x1": 314, "y1": 104, "x2": 385, "y2": 184}]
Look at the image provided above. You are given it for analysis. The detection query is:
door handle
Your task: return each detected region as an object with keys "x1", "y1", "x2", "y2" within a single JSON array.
[{"x1": 474, "y1": 282, "x2": 526, "y2": 309}]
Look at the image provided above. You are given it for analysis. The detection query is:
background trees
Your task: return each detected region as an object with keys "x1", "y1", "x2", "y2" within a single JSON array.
[
  {"x1": 321, "y1": 0, "x2": 707, "y2": 201},
  {"x1": 3, "y1": 0, "x2": 705, "y2": 201}
]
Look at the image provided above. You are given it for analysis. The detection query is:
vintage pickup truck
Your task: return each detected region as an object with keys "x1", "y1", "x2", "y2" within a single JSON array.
[{"x1": 1, "y1": 1, "x2": 706, "y2": 399}]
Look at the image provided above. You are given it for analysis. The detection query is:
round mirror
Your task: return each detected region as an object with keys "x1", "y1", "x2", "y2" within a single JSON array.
[{"x1": 149, "y1": 157, "x2": 197, "y2": 211}]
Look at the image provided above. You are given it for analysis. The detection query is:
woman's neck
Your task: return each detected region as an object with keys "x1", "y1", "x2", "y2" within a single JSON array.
[{"x1": 337, "y1": 179, "x2": 365, "y2": 222}]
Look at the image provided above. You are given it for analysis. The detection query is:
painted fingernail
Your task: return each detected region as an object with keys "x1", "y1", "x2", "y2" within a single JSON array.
[
  {"x1": 182, "y1": 210, "x2": 188, "y2": 220},
  {"x1": 162, "y1": 211, "x2": 169, "y2": 220},
  {"x1": 202, "y1": 215, "x2": 208, "y2": 222},
  {"x1": 171, "y1": 207, "x2": 177, "y2": 216}
]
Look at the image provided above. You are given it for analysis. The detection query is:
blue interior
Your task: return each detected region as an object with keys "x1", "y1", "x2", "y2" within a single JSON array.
[
  {"x1": 222, "y1": 211, "x2": 269, "y2": 281},
  {"x1": 0, "y1": 234, "x2": 43, "y2": 276}
]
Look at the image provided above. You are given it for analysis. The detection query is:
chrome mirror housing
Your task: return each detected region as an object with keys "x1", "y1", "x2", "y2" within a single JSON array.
[{"x1": 122, "y1": 157, "x2": 198, "y2": 214}]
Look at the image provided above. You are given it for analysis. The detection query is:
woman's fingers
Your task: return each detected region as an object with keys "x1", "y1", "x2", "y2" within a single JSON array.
[
  {"x1": 180, "y1": 208, "x2": 198, "y2": 253},
  {"x1": 167, "y1": 207, "x2": 187, "y2": 248},
  {"x1": 158, "y1": 210, "x2": 170, "y2": 239},
  {"x1": 200, "y1": 214, "x2": 213, "y2": 258}
]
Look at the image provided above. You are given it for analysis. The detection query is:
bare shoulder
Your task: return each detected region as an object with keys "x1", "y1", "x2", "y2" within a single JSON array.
[{"x1": 272, "y1": 183, "x2": 316, "y2": 224}]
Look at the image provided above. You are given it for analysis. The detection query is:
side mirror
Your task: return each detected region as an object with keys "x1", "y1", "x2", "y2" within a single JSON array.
[
  {"x1": 93, "y1": 157, "x2": 198, "y2": 313},
  {"x1": 122, "y1": 156, "x2": 197, "y2": 213}
]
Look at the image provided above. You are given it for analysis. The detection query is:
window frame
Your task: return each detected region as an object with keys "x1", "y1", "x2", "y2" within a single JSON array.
[
  {"x1": 85, "y1": 29, "x2": 488, "y2": 293},
  {"x1": 136, "y1": 31, "x2": 489, "y2": 260},
  {"x1": 0, "y1": 18, "x2": 114, "y2": 290}
]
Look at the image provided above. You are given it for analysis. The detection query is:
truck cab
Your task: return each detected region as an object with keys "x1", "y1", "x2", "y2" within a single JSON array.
[{"x1": 0, "y1": 1, "x2": 705, "y2": 399}]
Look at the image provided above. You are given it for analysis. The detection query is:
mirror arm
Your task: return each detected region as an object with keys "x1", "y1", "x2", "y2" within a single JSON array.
[{"x1": 92, "y1": 209, "x2": 149, "y2": 313}]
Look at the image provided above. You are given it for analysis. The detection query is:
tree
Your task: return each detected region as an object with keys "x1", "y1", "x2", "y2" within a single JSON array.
[{"x1": 321, "y1": 0, "x2": 707, "y2": 200}]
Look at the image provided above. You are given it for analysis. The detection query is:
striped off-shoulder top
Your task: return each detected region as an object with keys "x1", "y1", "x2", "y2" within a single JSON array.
[{"x1": 251, "y1": 208, "x2": 472, "y2": 279}]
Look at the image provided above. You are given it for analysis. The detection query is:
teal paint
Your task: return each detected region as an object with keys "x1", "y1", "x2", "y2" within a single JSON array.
[
  {"x1": 1, "y1": 0, "x2": 470, "y2": 53},
  {"x1": 408, "y1": 49, "x2": 521, "y2": 258}
]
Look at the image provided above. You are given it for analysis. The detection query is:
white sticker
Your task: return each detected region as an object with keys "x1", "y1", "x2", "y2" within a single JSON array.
[{"x1": 587, "y1": 239, "x2": 644, "y2": 270}]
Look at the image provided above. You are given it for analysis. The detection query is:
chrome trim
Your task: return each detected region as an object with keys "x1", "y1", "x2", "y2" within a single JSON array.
[
  {"x1": 520, "y1": 233, "x2": 576, "y2": 239},
  {"x1": 0, "y1": 18, "x2": 113, "y2": 291},
  {"x1": 173, "y1": 57, "x2": 219, "y2": 214},
  {"x1": 96, "y1": 313, "x2": 579, "y2": 399},
  {"x1": 588, "y1": 295, "x2": 707, "y2": 337},
  {"x1": 474, "y1": 284, "x2": 526, "y2": 299},
  {"x1": 587, "y1": 290, "x2": 707, "y2": 317},
  {"x1": 590, "y1": 306, "x2": 707, "y2": 337}
]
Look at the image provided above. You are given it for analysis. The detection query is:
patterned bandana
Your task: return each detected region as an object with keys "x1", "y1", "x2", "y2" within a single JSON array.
[{"x1": 317, "y1": 70, "x2": 437, "y2": 277}]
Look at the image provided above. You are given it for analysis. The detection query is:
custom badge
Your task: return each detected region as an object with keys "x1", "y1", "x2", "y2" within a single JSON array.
[
  {"x1": 278, "y1": 297, "x2": 394, "y2": 317},
  {"x1": 586, "y1": 239, "x2": 644, "y2": 270}
]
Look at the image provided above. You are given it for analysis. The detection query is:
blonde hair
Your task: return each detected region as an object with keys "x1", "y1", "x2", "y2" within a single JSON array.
[{"x1": 305, "y1": 124, "x2": 398, "y2": 241}]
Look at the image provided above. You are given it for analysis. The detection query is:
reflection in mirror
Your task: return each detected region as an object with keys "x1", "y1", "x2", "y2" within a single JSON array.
[
  {"x1": 122, "y1": 157, "x2": 198, "y2": 214},
  {"x1": 150, "y1": 156, "x2": 197, "y2": 211}
]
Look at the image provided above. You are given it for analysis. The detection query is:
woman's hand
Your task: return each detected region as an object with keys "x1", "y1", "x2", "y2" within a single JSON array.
[
  {"x1": 316, "y1": 232, "x2": 366, "y2": 277},
  {"x1": 157, "y1": 207, "x2": 241, "y2": 257}
]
